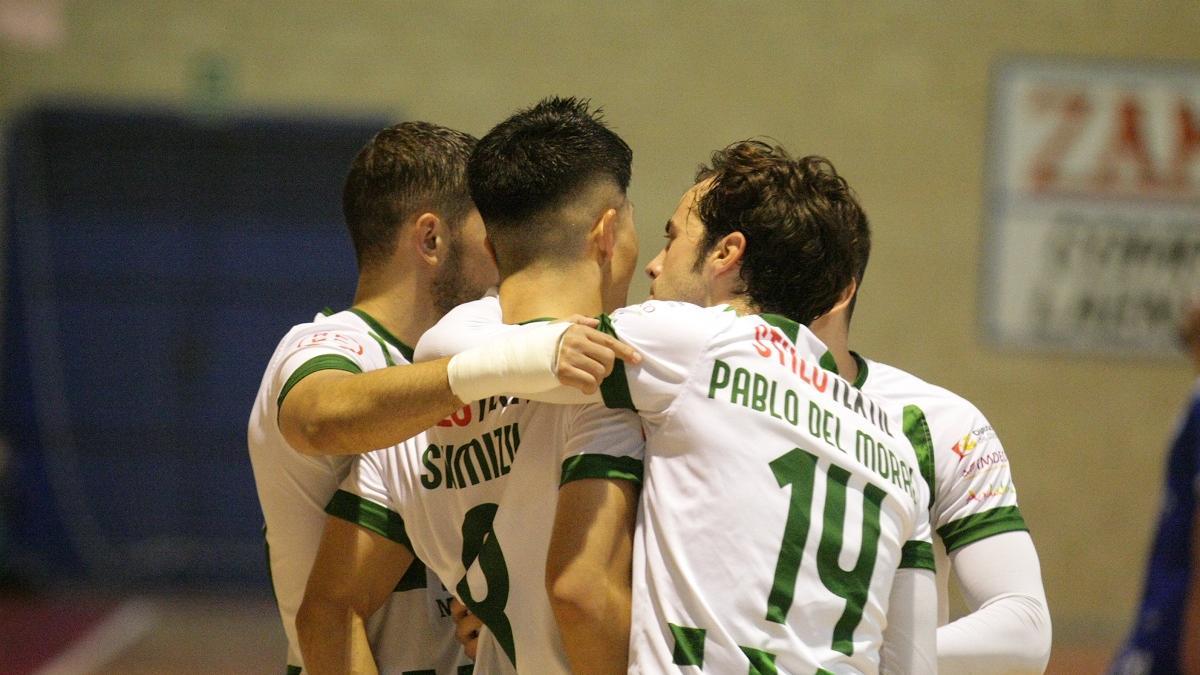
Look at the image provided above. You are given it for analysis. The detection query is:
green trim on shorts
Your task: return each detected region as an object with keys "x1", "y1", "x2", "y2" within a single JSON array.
[
  {"x1": 560, "y1": 454, "x2": 643, "y2": 486},
  {"x1": 741, "y1": 645, "x2": 778, "y2": 674},
  {"x1": 277, "y1": 354, "x2": 362, "y2": 410},
  {"x1": 669, "y1": 622, "x2": 707, "y2": 666},
  {"x1": 324, "y1": 489, "x2": 413, "y2": 551},
  {"x1": 349, "y1": 307, "x2": 414, "y2": 362},
  {"x1": 596, "y1": 314, "x2": 635, "y2": 410},
  {"x1": 899, "y1": 540, "x2": 936, "y2": 572},
  {"x1": 902, "y1": 405, "x2": 937, "y2": 510},
  {"x1": 937, "y1": 505, "x2": 1028, "y2": 553}
]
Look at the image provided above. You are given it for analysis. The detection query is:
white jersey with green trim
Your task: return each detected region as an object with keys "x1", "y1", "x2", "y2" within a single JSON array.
[
  {"x1": 335, "y1": 296, "x2": 644, "y2": 674},
  {"x1": 247, "y1": 308, "x2": 467, "y2": 674},
  {"x1": 596, "y1": 301, "x2": 934, "y2": 675},
  {"x1": 853, "y1": 357, "x2": 1028, "y2": 625}
]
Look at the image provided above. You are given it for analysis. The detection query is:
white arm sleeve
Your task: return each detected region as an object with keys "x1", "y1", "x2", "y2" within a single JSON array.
[
  {"x1": 937, "y1": 531, "x2": 1052, "y2": 674},
  {"x1": 881, "y1": 568, "x2": 938, "y2": 675}
]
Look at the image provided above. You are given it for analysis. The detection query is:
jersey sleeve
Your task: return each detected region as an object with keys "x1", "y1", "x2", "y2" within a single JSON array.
[
  {"x1": 900, "y1": 471, "x2": 936, "y2": 573},
  {"x1": 325, "y1": 450, "x2": 414, "y2": 553},
  {"x1": 272, "y1": 325, "x2": 380, "y2": 411},
  {"x1": 559, "y1": 404, "x2": 645, "y2": 486},
  {"x1": 928, "y1": 406, "x2": 1028, "y2": 554},
  {"x1": 596, "y1": 301, "x2": 725, "y2": 415}
]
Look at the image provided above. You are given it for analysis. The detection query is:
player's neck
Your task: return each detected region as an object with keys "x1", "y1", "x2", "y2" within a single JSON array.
[
  {"x1": 498, "y1": 263, "x2": 603, "y2": 324},
  {"x1": 352, "y1": 269, "x2": 439, "y2": 349},
  {"x1": 809, "y1": 315, "x2": 858, "y2": 383}
]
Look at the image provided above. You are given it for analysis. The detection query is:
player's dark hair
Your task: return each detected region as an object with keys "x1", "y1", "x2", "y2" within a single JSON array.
[
  {"x1": 468, "y1": 96, "x2": 632, "y2": 276},
  {"x1": 342, "y1": 121, "x2": 477, "y2": 270},
  {"x1": 694, "y1": 141, "x2": 870, "y2": 325}
]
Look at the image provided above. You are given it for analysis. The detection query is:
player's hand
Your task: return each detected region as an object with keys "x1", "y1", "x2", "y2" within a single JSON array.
[
  {"x1": 450, "y1": 598, "x2": 481, "y2": 660},
  {"x1": 554, "y1": 324, "x2": 641, "y2": 395},
  {"x1": 564, "y1": 314, "x2": 600, "y2": 329}
]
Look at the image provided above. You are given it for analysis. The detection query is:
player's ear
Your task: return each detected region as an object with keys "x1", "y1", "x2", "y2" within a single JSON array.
[
  {"x1": 588, "y1": 207, "x2": 618, "y2": 264},
  {"x1": 709, "y1": 231, "x2": 746, "y2": 278},
  {"x1": 828, "y1": 279, "x2": 857, "y2": 315},
  {"x1": 412, "y1": 212, "x2": 444, "y2": 267}
]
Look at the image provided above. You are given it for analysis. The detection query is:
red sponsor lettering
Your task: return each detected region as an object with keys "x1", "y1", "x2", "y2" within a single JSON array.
[
  {"x1": 749, "y1": 324, "x2": 828, "y2": 394},
  {"x1": 297, "y1": 331, "x2": 364, "y2": 356}
]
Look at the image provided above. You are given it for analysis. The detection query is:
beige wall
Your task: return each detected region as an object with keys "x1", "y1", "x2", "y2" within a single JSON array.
[{"x1": 4, "y1": 0, "x2": 1199, "y2": 646}]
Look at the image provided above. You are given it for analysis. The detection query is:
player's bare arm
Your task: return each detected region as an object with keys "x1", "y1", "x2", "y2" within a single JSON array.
[
  {"x1": 280, "y1": 325, "x2": 638, "y2": 455},
  {"x1": 296, "y1": 516, "x2": 415, "y2": 675},
  {"x1": 546, "y1": 478, "x2": 639, "y2": 675}
]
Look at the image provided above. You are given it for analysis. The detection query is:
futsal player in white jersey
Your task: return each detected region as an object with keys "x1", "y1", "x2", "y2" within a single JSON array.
[
  {"x1": 802, "y1": 213, "x2": 1051, "y2": 671},
  {"x1": 249, "y1": 122, "x2": 629, "y2": 675},
  {"x1": 300, "y1": 98, "x2": 646, "y2": 675},
  {"x1": 591, "y1": 144, "x2": 937, "y2": 674}
]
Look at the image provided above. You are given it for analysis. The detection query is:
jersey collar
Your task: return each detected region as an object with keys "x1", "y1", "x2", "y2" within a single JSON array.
[
  {"x1": 818, "y1": 350, "x2": 869, "y2": 389},
  {"x1": 759, "y1": 313, "x2": 800, "y2": 341},
  {"x1": 347, "y1": 307, "x2": 415, "y2": 362}
]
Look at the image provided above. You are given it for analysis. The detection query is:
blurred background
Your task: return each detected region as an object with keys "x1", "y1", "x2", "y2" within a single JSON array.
[{"x1": 1, "y1": 1, "x2": 1198, "y2": 672}]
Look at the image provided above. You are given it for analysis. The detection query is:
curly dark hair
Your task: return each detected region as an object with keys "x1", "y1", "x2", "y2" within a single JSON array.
[
  {"x1": 342, "y1": 121, "x2": 477, "y2": 270},
  {"x1": 694, "y1": 141, "x2": 871, "y2": 325},
  {"x1": 468, "y1": 96, "x2": 632, "y2": 275}
]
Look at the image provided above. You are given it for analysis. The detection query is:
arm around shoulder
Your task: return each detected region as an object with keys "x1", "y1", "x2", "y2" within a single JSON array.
[{"x1": 279, "y1": 357, "x2": 463, "y2": 456}]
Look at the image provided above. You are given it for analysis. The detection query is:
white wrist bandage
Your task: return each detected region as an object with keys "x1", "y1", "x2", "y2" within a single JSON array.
[{"x1": 445, "y1": 321, "x2": 570, "y2": 403}]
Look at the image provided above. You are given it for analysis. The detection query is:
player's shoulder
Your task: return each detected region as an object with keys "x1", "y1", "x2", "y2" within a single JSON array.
[
  {"x1": 610, "y1": 300, "x2": 737, "y2": 327},
  {"x1": 863, "y1": 358, "x2": 987, "y2": 420},
  {"x1": 414, "y1": 294, "x2": 503, "y2": 361},
  {"x1": 268, "y1": 309, "x2": 376, "y2": 356}
]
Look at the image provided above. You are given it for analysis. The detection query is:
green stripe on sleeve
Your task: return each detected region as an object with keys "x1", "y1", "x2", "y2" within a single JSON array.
[
  {"x1": 596, "y1": 314, "x2": 635, "y2": 410},
  {"x1": 902, "y1": 405, "x2": 937, "y2": 510},
  {"x1": 560, "y1": 454, "x2": 643, "y2": 486},
  {"x1": 899, "y1": 540, "x2": 936, "y2": 572},
  {"x1": 325, "y1": 489, "x2": 412, "y2": 551},
  {"x1": 936, "y1": 505, "x2": 1028, "y2": 553},
  {"x1": 277, "y1": 354, "x2": 362, "y2": 409}
]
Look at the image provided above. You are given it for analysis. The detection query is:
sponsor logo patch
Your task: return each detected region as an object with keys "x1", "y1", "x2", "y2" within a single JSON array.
[
  {"x1": 966, "y1": 482, "x2": 1016, "y2": 502},
  {"x1": 297, "y1": 331, "x2": 364, "y2": 356}
]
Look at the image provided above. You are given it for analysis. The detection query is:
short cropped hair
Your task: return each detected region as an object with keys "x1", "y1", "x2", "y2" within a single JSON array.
[
  {"x1": 342, "y1": 121, "x2": 477, "y2": 269},
  {"x1": 467, "y1": 97, "x2": 632, "y2": 275},
  {"x1": 695, "y1": 141, "x2": 871, "y2": 325}
]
